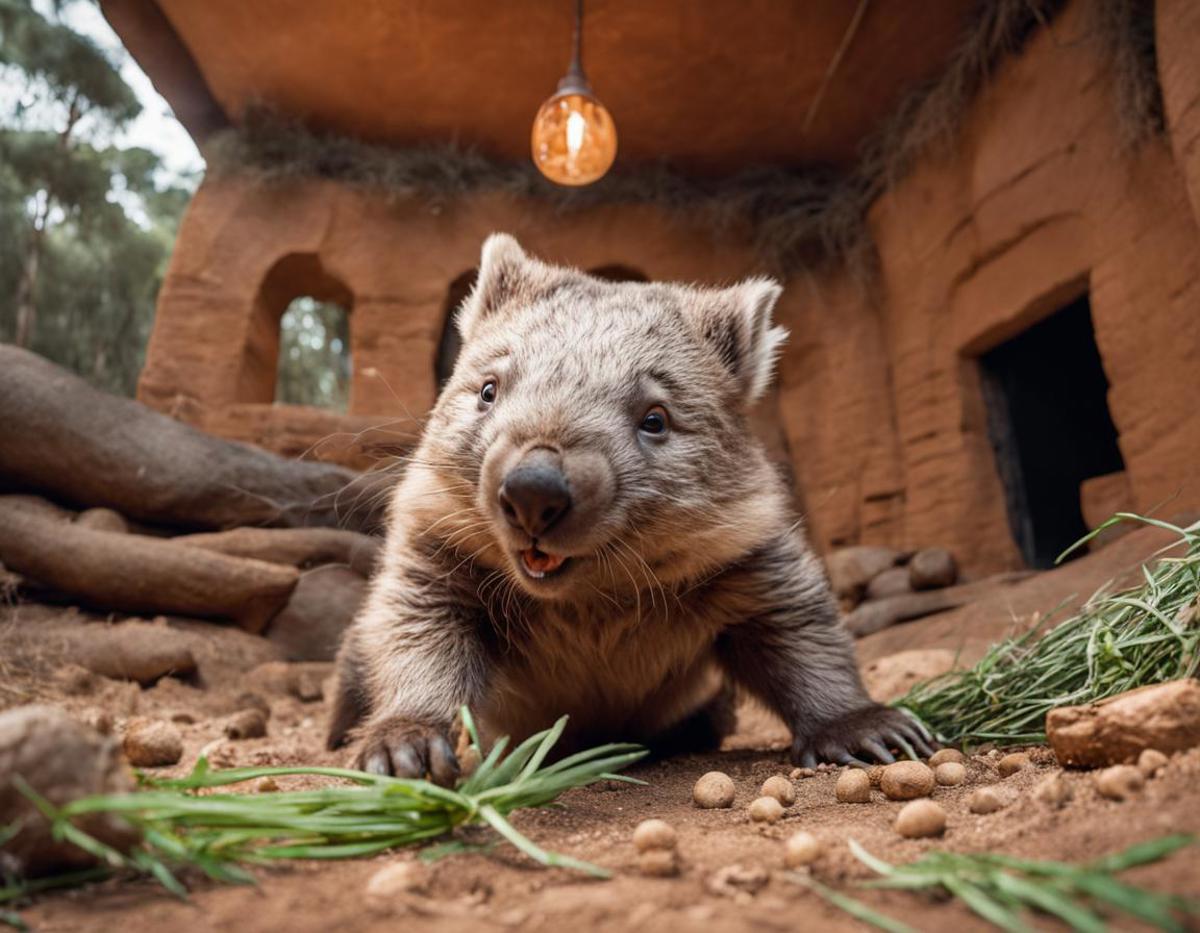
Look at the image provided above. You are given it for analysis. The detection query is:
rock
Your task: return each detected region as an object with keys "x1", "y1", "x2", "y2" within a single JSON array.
[
  {"x1": 693, "y1": 771, "x2": 736, "y2": 809},
  {"x1": 935, "y1": 762, "x2": 966, "y2": 786},
  {"x1": 122, "y1": 719, "x2": 183, "y2": 767},
  {"x1": 0, "y1": 705, "x2": 138, "y2": 875},
  {"x1": 707, "y1": 864, "x2": 769, "y2": 898},
  {"x1": 835, "y1": 768, "x2": 871, "y2": 803},
  {"x1": 265, "y1": 565, "x2": 367, "y2": 662},
  {"x1": 783, "y1": 831, "x2": 821, "y2": 867},
  {"x1": 1046, "y1": 680, "x2": 1200, "y2": 767},
  {"x1": 862, "y1": 649, "x2": 957, "y2": 702},
  {"x1": 233, "y1": 692, "x2": 271, "y2": 719},
  {"x1": 66, "y1": 621, "x2": 197, "y2": 686},
  {"x1": 908, "y1": 548, "x2": 957, "y2": 590},
  {"x1": 1032, "y1": 772, "x2": 1073, "y2": 807},
  {"x1": 293, "y1": 670, "x2": 325, "y2": 702},
  {"x1": 928, "y1": 748, "x2": 965, "y2": 767},
  {"x1": 1137, "y1": 748, "x2": 1169, "y2": 777},
  {"x1": 1094, "y1": 764, "x2": 1144, "y2": 801},
  {"x1": 760, "y1": 775, "x2": 796, "y2": 806},
  {"x1": 880, "y1": 761, "x2": 935, "y2": 800},
  {"x1": 967, "y1": 787, "x2": 1011, "y2": 814},
  {"x1": 894, "y1": 799, "x2": 946, "y2": 838},
  {"x1": 74, "y1": 507, "x2": 129, "y2": 534},
  {"x1": 257, "y1": 777, "x2": 279, "y2": 793},
  {"x1": 790, "y1": 767, "x2": 815, "y2": 779},
  {"x1": 632, "y1": 819, "x2": 677, "y2": 853},
  {"x1": 866, "y1": 567, "x2": 913, "y2": 601},
  {"x1": 365, "y1": 860, "x2": 429, "y2": 897},
  {"x1": 844, "y1": 572, "x2": 1032, "y2": 637},
  {"x1": 224, "y1": 709, "x2": 268, "y2": 740},
  {"x1": 638, "y1": 848, "x2": 679, "y2": 877},
  {"x1": 997, "y1": 753, "x2": 1029, "y2": 777},
  {"x1": 748, "y1": 796, "x2": 784, "y2": 823},
  {"x1": 824, "y1": 546, "x2": 901, "y2": 603}
]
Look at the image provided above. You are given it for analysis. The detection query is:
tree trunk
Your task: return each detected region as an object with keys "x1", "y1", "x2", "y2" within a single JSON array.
[{"x1": 12, "y1": 216, "x2": 45, "y2": 349}]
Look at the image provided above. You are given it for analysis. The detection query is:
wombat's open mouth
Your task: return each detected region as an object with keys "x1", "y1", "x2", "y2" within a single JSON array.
[{"x1": 519, "y1": 546, "x2": 569, "y2": 579}]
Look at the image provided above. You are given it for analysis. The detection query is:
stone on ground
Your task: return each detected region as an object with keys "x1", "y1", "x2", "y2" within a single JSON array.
[
  {"x1": 122, "y1": 719, "x2": 184, "y2": 767},
  {"x1": 908, "y1": 548, "x2": 957, "y2": 589}
]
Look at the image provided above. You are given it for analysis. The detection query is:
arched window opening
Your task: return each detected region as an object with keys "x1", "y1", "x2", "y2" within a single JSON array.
[
  {"x1": 435, "y1": 269, "x2": 477, "y2": 393},
  {"x1": 276, "y1": 296, "x2": 352, "y2": 411}
]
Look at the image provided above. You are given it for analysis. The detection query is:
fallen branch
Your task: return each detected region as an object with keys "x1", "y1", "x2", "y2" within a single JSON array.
[
  {"x1": 173, "y1": 526, "x2": 380, "y2": 577},
  {"x1": 0, "y1": 496, "x2": 298, "y2": 632},
  {"x1": 843, "y1": 572, "x2": 1032, "y2": 637},
  {"x1": 0, "y1": 346, "x2": 381, "y2": 532}
]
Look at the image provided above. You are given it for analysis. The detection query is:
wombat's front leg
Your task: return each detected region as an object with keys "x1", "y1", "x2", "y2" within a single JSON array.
[
  {"x1": 715, "y1": 535, "x2": 934, "y2": 766},
  {"x1": 331, "y1": 549, "x2": 489, "y2": 784}
]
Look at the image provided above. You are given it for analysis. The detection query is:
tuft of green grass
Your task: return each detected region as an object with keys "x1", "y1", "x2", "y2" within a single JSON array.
[
  {"x1": 1, "y1": 709, "x2": 645, "y2": 917},
  {"x1": 791, "y1": 835, "x2": 1198, "y2": 933},
  {"x1": 897, "y1": 514, "x2": 1200, "y2": 747}
]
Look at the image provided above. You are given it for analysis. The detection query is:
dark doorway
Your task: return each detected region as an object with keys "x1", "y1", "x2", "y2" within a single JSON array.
[{"x1": 978, "y1": 294, "x2": 1125, "y2": 568}]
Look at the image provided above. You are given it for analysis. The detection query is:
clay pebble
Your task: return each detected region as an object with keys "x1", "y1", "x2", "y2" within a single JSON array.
[
  {"x1": 693, "y1": 771, "x2": 736, "y2": 809},
  {"x1": 760, "y1": 774, "x2": 796, "y2": 806},
  {"x1": 783, "y1": 831, "x2": 821, "y2": 868},
  {"x1": 122, "y1": 719, "x2": 183, "y2": 767},
  {"x1": 934, "y1": 762, "x2": 966, "y2": 786},
  {"x1": 639, "y1": 848, "x2": 680, "y2": 877},
  {"x1": 749, "y1": 796, "x2": 784, "y2": 823},
  {"x1": 997, "y1": 752, "x2": 1030, "y2": 777},
  {"x1": 928, "y1": 748, "x2": 965, "y2": 767},
  {"x1": 224, "y1": 708, "x2": 268, "y2": 740},
  {"x1": 835, "y1": 768, "x2": 871, "y2": 803},
  {"x1": 1137, "y1": 748, "x2": 1168, "y2": 777},
  {"x1": 633, "y1": 819, "x2": 677, "y2": 853},
  {"x1": 1094, "y1": 764, "x2": 1144, "y2": 800},
  {"x1": 967, "y1": 787, "x2": 1009, "y2": 814},
  {"x1": 880, "y1": 761, "x2": 935, "y2": 800},
  {"x1": 895, "y1": 799, "x2": 946, "y2": 838}
]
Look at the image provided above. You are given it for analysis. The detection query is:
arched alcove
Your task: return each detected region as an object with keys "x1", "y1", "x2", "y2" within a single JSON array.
[
  {"x1": 236, "y1": 253, "x2": 354, "y2": 410},
  {"x1": 434, "y1": 269, "x2": 477, "y2": 393}
]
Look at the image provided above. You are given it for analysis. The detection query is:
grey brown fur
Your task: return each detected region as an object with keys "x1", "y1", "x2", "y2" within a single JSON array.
[{"x1": 329, "y1": 234, "x2": 931, "y2": 780}]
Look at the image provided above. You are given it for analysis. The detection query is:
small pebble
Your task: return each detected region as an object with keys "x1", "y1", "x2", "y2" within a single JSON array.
[
  {"x1": 292, "y1": 671, "x2": 324, "y2": 703},
  {"x1": 256, "y1": 777, "x2": 280, "y2": 793},
  {"x1": 1094, "y1": 764, "x2": 1144, "y2": 801},
  {"x1": 365, "y1": 860, "x2": 428, "y2": 897},
  {"x1": 790, "y1": 767, "x2": 815, "y2": 780},
  {"x1": 749, "y1": 796, "x2": 784, "y2": 823},
  {"x1": 967, "y1": 786, "x2": 1009, "y2": 814},
  {"x1": 934, "y1": 762, "x2": 966, "y2": 786},
  {"x1": 1032, "y1": 772, "x2": 1072, "y2": 807},
  {"x1": 835, "y1": 769, "x2": 871, "y2": 803},
  {"x1": 122, "y1": 719, "x2": 183, "y2": 767},
  {"x1": 928, "y1": 748, "x2": 965, "y2": 767},
  {"x1": 169, "y1": 711, "x2": 197, "y2": 724},
  {"x1": 693, "y1": 771, "x2": 736, "y2": 809},
  {"x1": 997, "y1": 753, "x2": 1029, "y2": 777},
  {"x1": 1137, "y1": 749, "x2": 1168, "y2": 777},
  {"x1": 638, "y1": 848, "x2": 679, "y2": 877},
  {"x1": 224, "y1": 708, "x2": 268, "y2": 740},
  {"x1": 894, "y1": 799, "x2": 946, "y2": 838},
  {"x1": 783, "y1": 831, "x2": 821, "y2": 868},
  {"x1": 633, "y1": 819, "x2": 677, "y2": 853},
  {"x1": 880, "y1": 761, "x2": 935, "y2": 800},
  {"x1": 707, "y1": 864, "x2": 768, "y2": 897},
  {"x1": 760, "y1": 775, "x2": 796, "y2": 806},
  {"x1": 233, "y1": 691, "x2": 271, "y2": 719}
]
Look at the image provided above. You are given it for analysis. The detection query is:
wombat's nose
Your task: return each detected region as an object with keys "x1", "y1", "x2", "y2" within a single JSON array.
[{"x1": 499, "y1": 450, "x2": 571, "y2": 537}]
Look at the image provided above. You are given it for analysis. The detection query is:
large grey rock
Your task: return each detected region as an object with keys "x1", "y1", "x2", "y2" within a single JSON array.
[
  {"x1": 824, "y1": 546, "x2": 902, "y2": 603},
  {"x1": 908, "y1": 548, "x2": 958, "y2": 590}
]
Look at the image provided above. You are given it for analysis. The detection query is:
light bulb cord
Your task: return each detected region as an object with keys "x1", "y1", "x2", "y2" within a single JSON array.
[{"x1": 557, "y1": 0, "x2": 590, "y2": 93}]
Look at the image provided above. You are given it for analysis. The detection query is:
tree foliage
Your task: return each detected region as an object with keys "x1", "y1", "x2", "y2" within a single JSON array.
[{"x1": 275, "y1": 297, "x2": 351, "y2": 411}]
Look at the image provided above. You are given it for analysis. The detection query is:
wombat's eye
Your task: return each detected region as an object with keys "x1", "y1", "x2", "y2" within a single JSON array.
[
  {"x1": 639, "y1": 405, "x2": 669, "y2": 436},
  {"x1": 480, "y1": 380, "x2": 498, "y2": 405}
]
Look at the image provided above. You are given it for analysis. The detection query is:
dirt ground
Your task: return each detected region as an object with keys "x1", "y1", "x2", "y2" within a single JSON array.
[{"x1": 3, "y1": 523, "x2": 1199, "y2": 932}]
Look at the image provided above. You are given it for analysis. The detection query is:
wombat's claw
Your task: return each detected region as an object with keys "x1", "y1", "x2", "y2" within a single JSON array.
[
  {"x1": 356, "y1": 717, "x2": 460, "y2": 786},
  {"x1": 793, "y1": 705, "x2": 936, "y2": 767}
]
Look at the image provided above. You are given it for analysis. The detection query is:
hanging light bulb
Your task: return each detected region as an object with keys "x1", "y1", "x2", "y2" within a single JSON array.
[{"x1": 531, "y1": 0, "x2": 617, "y2": 186}]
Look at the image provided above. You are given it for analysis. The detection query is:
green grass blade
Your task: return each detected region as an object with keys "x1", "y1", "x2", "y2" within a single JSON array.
[
  {"x1": 991, "y1": 872, "x2": 1106, "y2": 933},
  {"x1": 786, "y1": 872, "x2": 919, "y2": 933},
  {"x1": 477, "y1": 804, "x2": 609, "y2": 878}
]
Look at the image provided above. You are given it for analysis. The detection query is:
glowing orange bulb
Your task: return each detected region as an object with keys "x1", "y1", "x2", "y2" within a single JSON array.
[{"x1": 531, "y1": 90, "x2": 617, "y2": 186}]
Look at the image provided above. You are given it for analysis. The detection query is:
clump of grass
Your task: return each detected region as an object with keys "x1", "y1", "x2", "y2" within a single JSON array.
[
  {"x1": 1, "y1": 709, "x2": 645, "y2": 916},
  {"x1": 897, "y1": 514, "x2": 1200, "y2": 747},
  {"x1": 793, "y1": 835, "x2": 1197, "y2": 933}
]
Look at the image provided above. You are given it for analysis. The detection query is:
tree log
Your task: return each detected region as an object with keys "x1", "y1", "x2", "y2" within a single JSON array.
[
  {"x1": 843, "y1": 572, "x2": 1034, "y2": 638},
  {"x1": 0, "y1": 496, "x2": 298, "y2": 632},
  {"x1": 173, "y1": 526, "x2": 380, "y2": 577},
  {"x1": 0, "y1": 346, "x2": 383, "y2": 532}
]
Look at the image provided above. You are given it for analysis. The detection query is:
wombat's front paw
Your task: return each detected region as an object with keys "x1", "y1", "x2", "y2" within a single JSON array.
[
  {"x1": 355, "y1": 717, "x2": 460, "y2": 786},
  {"x1": 792, "y1": 705, "x2": 935, "y2": 768}
]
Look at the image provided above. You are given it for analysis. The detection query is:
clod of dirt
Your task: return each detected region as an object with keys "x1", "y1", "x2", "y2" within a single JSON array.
[
  {"x1": 928, "y1": 748, "x2": 965, "y2": 767},
  {"x1": 224, "y1": 709, "x2": 268, "y2": 740},
  {"x1": 257, "y1": 777, "x2": 279, "y2": 793},
  {"x1": 638, "y1": 848, "x2": 680, "y2": 877},
  {"x1": 365, "y1": 860, "x2": 429, "y2": 897},
  {"x1": 880, "y1": 761, "x2": 934, "y2": 800},
  {"x1": 967, "y1": 786, "x2": 1012, "y2": 814},
  {"x1": 67, "y1": 621, "x2": 197, "y2": 686},
  {"x1": 748, "y1": 796, "x2": 784, "y2": 823},
  {"x1": 53, "y1": 663, "x2": 97, "y2": 696},
  {"x1": 1032, "y1": 772, "x2": 1073, "y2": 807},
  {"x1": 1094, "y1": 764, "x2": 1144, "y2": 800},
  {"x1": 1046, "y1": 679, "x2": 1200, "y2": 767},
  {"x1": 895, "y1": 799, "x2": 946, "y2": 838},
  {"x1": 908, "y1": 548, "x2": 957, "y2": 590},
  {"x1": 233, "y1": 692, "x2": 271, "y2": 719},
  {"x1": 783, "y1": 831, "x2": 821, "y2": 868},
  {"x1": 293, "y1": 670, "x2": 325, "y2": 703},
  {"x1": 935, "y1": 762, "x2": 966, "y2": 786},
  {"x1": 0, "y1": 704, "x2": 138, "y2": 876},
  {"x1": 1137, "y1": 748, "x2": 1169, "y2": 777},
  {"x1": 760, "y1": 774, "x2": 796, "y2": 806},
  {"x1": 789, "y1": 767, "x2": 815, "y2": 779},
  {"x1": 707, "y1": 864, "x2": 769, "y2": 898},
  {"x1": 835, "y1": 769, "x2": 871, "y2": 803},
  {"x1": 122, "y1": 719, "x2": 183, "y2": 767},
  {"x1": 74, "y1": 507, "x2": 129, "y2": 534},
  {"x1": 633, "y1": 818, "x2": 677, "y2": 853},
  {"x1": 693, "y1": 771, "x2": 736, "y2": 809},
  {"x1": 997, "y1": 752, "x2": 1030, "y2": 777}
]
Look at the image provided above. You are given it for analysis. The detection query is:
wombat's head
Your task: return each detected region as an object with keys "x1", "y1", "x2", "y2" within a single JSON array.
[{"x1": 423, "y1": 234, "x2": 789, "y2": 601}]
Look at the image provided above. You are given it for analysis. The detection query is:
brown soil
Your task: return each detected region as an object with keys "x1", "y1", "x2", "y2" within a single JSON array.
[{"x1": 3, "y1": 527, "x2": 1199, "y2": 932}]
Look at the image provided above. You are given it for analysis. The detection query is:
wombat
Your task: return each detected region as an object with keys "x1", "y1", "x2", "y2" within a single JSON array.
[{"x1": 328, "y1": 234, "x2": 932, "y2": 782}]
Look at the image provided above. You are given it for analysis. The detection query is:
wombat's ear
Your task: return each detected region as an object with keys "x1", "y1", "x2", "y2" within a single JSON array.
[
  {"x1": 697, "y1": 278, "x2": 788, "y2": 405},
  {"x1": 457, "y1": 233, "x2": 534, "y2": 341}
]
